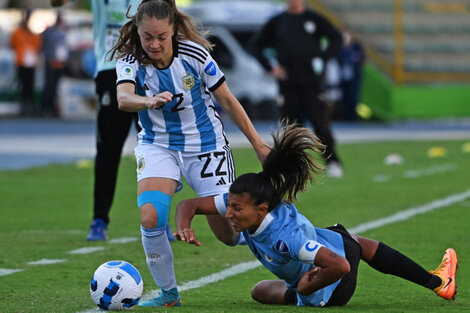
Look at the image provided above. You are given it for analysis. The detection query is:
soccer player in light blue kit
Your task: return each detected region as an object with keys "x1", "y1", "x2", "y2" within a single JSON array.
[
  {"x1": 108, "y1": 0, "x2": 270, "y2": 307},
  {"x1": 174, "y1": 122, "x2": 458, "y2": 307}
]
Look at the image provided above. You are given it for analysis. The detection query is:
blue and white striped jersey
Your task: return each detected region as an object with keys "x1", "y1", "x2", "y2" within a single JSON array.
[
  {"x1": 214, "y1": 194, "x2": 345, "y2": 307},
  {"x1": 116, "y1": 40, "x2": 229, "y2": 152}
]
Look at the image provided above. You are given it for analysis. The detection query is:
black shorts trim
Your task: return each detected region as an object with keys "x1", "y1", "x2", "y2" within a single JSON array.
[{"x1": 324, "y1": 224, "x2": 362, "y2": 307}]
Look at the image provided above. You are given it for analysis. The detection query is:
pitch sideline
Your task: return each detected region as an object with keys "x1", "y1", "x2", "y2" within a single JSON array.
[{"x1": 76, "y1": 188, "x2": 470, "y2": 312}]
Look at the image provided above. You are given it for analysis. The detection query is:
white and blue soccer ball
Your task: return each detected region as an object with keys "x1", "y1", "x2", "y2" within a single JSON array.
[{"x1": 90, "y1": 260, "x2": 143, "y2": 311}]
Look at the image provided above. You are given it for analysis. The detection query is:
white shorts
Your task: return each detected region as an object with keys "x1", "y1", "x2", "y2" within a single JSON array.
[{"x1": 134, "y1": 143, "x2": 236, "y2": 197}]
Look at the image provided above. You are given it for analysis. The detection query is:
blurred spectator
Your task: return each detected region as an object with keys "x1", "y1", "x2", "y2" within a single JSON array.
[
  {"x1": 41, "y1": 12, "x2": 68, "y2": 118},
  {"x1": 253, "y1": 0, "x2": 344, "y2": 178},
  {"x1": 337, "y1": 31, "x2": 365, "y2": 121},
  {"x1": 52, "y1": 0, "x2": 140, "y2": 241},
  {"x1": 10, "y1": 9, "x2": 41, "y2": 117}
]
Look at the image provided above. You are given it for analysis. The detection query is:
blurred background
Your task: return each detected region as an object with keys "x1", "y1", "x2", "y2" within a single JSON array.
[{"x1": 0, "y1": 0, "x2": 469, "y2": 121}]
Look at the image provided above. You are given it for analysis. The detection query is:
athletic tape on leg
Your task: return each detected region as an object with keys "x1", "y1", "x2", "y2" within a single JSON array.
[{"x1": 138, "y1": 190, "x2": 172, "y2": 229}]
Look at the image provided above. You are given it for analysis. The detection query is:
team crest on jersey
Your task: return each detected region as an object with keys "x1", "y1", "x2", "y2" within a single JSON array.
[
  {"x1": 275, "y1": 239, "x2": 290, "y2": 254},
  {"x1": 137, "y1": 156, "x2": 145, "y2": 173},
  {"x1": 182, "y1": 73, "x2": 195, "y2": 90},
  {"x1": 120, "y1": 65, "x2": 134, "y2": 78}
]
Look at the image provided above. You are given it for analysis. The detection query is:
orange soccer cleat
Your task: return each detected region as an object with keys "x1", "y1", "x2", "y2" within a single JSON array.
[{"x1": 430, "y1": 248, "x2": 458, "y2": 300}]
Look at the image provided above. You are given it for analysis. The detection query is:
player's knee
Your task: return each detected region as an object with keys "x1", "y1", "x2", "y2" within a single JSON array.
[
  {"x1": 250, "y1": 280, "x2": 275, "y2": 304},
  {"x1": 251, "y1": 281, "x2": 264, "y2": 303},
  {"x1": 138, "y1": 190, "x2": 172, "y2": 229},
  {"x1": 139, "y1": 206, "x2": 157, "y2": 229}
]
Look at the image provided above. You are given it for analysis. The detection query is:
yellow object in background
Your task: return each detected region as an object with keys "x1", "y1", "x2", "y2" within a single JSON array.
[
  {"x1": 76, "y1": 159, "x2": 93, "y2": 168},
  {"x1": 427, "y1": 146, "x2": 447, "y2": 158},
  {"x1": 356, "y1": 103, "x2": 373, "y2": 120},
  {"x1": 462, "y1": 142, "x2": 470, "y2": 153}
]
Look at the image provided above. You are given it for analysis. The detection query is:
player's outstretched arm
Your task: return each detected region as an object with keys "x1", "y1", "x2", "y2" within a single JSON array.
[
  {"x1": 117, "y1": 83, "x2": 172, "y2": 112},
  {"x1": 212, "y1": 82, "x2": 270, "y2": 163},
  {"x1": 174, "y1": 197, "x2": 219, "y2": 246}
]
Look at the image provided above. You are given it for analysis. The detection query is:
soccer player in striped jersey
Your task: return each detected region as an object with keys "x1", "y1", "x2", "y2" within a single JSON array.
[
  {"x1": 174, "y1": 121, "x2": 458, "y2": 307},
  {"x1": 108, "y1": 0, "x2": 270, "y2": 307}
]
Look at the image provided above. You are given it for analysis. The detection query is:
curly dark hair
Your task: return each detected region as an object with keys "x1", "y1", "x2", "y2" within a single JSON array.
[{"x1": 229, "y1": 120, "x2": 325, "y2": 210}]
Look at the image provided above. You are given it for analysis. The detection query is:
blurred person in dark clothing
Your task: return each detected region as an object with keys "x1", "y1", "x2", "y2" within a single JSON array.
[
  {"x1": 41, "y1": 12, "x2": 68, "y2": 117},
  {"x1": 337, "y1": 31, "x2": 365, "y2": 121},
  {"x1": 253, "y1": 0, "x2": 344, "y2": 178},
  {"x1": 51, "y1": 0, "x2": 143, "y2": 241},
  {"x1": 10, "y1": 9, "x2": 41, "y2": 117}
]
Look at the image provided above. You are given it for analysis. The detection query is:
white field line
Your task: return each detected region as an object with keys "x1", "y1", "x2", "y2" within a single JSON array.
[
  {"x1": 109, "y1": 237, "x2": 139, "y2": 244},
  {"x1": 349, "y1": 189, "x2": 470, "y2": 234},
  {"x1": 77, "y1": 188, "x2": 470, "y2": 313},
  {"x1": 68, "y1": 247, "x2": 105, "y2": 255},
  {"x1": 402, "y1": 163, "x2": 456, "y2": 179},
  {"x1": 27, "y1": 259, "x2": 67, "y2": 265},
  {"x1": 373, "y1": 162, "x2": 457, "y2": 183},
  {"x1": 0, "y1": 268, "x2": 23, "y2": 276}
]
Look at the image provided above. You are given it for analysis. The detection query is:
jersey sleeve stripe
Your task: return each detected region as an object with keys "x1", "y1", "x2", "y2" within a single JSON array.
[
  {"x1": 178, "y1": 46, "x2": 208, "y2": 61},
  {"x1": 178, "y1": 41, "x2": 208, "y2": 58},
  {"x1": 208, "y1": 76, "x2": 226, "y2": 92},
  {"x1": 116, "y1": 79, "x2": 136, "y2": 86},
  {"x1": 178, "y1": 51, "x2": 205, "y2": 64},
  {"x1": 121, "y1": 53, "x2": 137, "y2": 64}
]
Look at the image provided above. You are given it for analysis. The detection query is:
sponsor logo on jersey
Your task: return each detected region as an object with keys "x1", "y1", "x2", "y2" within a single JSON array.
[
  {"x1": 204, "y1": 61, "x2": 217, "y2": 76},
  {"x1": 182, "y1": 73, "x2": 195, "y2": 90},
  {"x1": 120, "y1": 65, "x2": 134, "y2": 78},
  {"x1": 137, "y1": 156, "x2": 145, "y2": 173},
  {"x1": 275, "y1": 239, "x2": 289, "y2": 253}
]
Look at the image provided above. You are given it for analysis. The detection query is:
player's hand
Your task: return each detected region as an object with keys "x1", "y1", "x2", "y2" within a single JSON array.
[
  {"x1": 173, "y1": 228, "x2": 201, "y2": 246},
  {"x1": 305, "y1": 266, "x2": 321, "y2": 281},
  {"x1": 147, "y1": 91, "x2": 173, "y2": 109},
  {"x1": 255, "y1": 143, "x2": 271, "y2": 164}
]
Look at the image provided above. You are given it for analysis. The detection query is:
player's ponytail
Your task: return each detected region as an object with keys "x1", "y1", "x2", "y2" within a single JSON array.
[{"x1": 229, "y1": 121, "x2": 325, "y2": 210}]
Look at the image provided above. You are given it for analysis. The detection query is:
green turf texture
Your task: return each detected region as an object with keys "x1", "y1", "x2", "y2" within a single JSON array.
[{"x1": 0, "y1": 139, "x2": 469, "y2": 312}]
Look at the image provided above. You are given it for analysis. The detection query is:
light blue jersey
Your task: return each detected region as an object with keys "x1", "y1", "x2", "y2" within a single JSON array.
[
  {"x1": 116, "y1": 40, "x2": 228, "y2": 152},
  {"x1": 89, "y1": 0, "x2": 140, "y2": 77},
  {"x1": 214, "y1": 194, "x2": 345, "y2": 307}
]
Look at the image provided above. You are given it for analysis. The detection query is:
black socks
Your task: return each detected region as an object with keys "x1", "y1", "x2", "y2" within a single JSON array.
[{"x1": 367, "y1": 242, "x2": 442, "y2": 290}]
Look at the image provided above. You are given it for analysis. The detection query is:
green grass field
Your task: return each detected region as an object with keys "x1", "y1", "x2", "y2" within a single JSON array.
[{"x1": 1, "y1": 139, "x2": 469, "y2": 313}]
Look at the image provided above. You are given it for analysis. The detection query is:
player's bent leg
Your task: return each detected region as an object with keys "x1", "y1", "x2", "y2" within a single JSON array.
[
  {"x1": 251, "y1": 280, "x2": 290, "y2": 305},
  {"x1": 352, "y1": 235, "x2": 379, "y2": 262},
  {"x1": 362, "y1": 239, "x2": 443, "y2": 294},
  {"x1": 137, "y1": 189, "x2": 181, "y2": 307}
]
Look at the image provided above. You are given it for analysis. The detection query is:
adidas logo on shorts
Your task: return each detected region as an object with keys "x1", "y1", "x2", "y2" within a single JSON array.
[{"x1": 216, "y1": 177, "x2": 226, "y2": 186}]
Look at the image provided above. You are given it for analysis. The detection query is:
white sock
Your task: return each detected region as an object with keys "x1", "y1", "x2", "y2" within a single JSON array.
[{"x1": 141, "y1": 226, "x2": 177, "y2": 291}]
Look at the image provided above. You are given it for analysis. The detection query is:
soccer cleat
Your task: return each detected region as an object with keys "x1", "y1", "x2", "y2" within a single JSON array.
[
  {"x1": 139, "y1": 287, "x2": 182, "y2": 307},
  {"x1": 327, "y1": 161, "x2": 343, "y2": 178},
  {"x1": 430, "y1": 248, "x2": 458, "y2": 300},
  {"x1": 86, "y1": 218, "x2": 108, "y2": 241}
]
